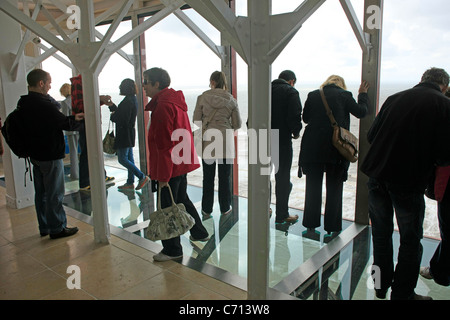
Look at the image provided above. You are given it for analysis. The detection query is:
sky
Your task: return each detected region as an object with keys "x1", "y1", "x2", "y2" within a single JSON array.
[{"x1": 43, "y1": 0, "x2": 450, "y2": 101}]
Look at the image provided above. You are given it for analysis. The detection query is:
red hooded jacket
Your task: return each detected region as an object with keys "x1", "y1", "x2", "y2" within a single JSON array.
[{"x1": 145, "y1": 88, "x2": 200, "y2": 182}]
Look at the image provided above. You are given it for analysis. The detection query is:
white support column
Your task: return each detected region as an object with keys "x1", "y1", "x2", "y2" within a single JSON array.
[
  {"x1": 76, "y1": 0, "x2": 110, "y2": 244},
  {"x1": 246, "y1": 0, "x2": 272, "y2": 300},
  {"x1": 0, "y1": 6, "x2": 34, "y2": 209},
  {"x1": 355, "y1": 0, "x2": 384, "y2": 225}
]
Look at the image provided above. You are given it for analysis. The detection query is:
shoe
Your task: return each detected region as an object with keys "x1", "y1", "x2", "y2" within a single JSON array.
[
  {"x1": 136, "y1": 176, "x2": 150, "y2": 190},
  {"x1": 189, "y1": 235, "x2": 210, "y2": 242},
  {"x1": 420, "y1": 266, "x2": 433, "y2": 280},
  {"x1": 375, "y1": 289, "x2": 387, "y2": 299},
  {"x1": 50, "y1": 227, "x2": 79, "y2": 239},
  {"x1": 221, "y1": 208, "x2": 232, "y2": 215},
  {"x1": 276, "y1": 214, "x2": 299, "y2": 224},
  {"x1": 79, "y1": 186, "x2": 91, "y2": 191},
  {"x1": 40, "y1": 232, "x2": 48, "y2": 237},
  {"x1": 201, "y1": 210, "x2": 212, "y2": 221},
  {"x1": 118, "y1": 183, "x2": 135, "y2": 190},
  {"x1": 412, "y1": 293, "x2": 433, "y2": 300},
  {"x1": 153, "y1": 251, "x2": 183, "y2": 262},
  {"x1": 105, "y1": 176, "x2": 115, "y2": 184}
]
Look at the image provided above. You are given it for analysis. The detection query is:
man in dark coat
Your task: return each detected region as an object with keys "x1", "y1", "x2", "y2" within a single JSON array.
[
  {"x1": 271, "y1": 70, "x2": 303, "y2": 224},
  {"x1": 18, "y1": 69, "x2": 84, "y2": 239},
  {"x1": 361, "y1": 67, "x2": 450, "y2": 300}
]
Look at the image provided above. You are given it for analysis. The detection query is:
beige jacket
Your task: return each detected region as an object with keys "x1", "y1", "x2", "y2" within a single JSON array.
[{"x1": 193, "y1": 88, "x2": 242, "y2": 160}]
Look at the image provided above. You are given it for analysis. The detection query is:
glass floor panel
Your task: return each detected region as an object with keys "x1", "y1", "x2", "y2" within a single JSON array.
[{"x1": 63, "y1": 166, "x2": 449, "y2": 300}]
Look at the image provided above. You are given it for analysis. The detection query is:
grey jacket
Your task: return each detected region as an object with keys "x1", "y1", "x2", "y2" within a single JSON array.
[{"x1": 193, "y1": 88, "x2": 242, "y2": 159}]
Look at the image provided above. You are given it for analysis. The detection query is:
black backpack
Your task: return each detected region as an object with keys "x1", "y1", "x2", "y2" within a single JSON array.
[
  {"x1": 2, "y1": 106, "x2": 30, "y2": 158},
  {"x1": 1, "y1": 106, "x2": 33, "y2": 185}
]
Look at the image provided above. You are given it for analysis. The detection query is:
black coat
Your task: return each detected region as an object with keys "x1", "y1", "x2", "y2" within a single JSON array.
[
  {"x1": 109, "y1": 95, "x2": 138, "y2": 149},
  {"x1": 18, "y1": 91, "x2": 80, "y2": 161},
  {"x1": 271, "y1": 79, "x2": 303, "y2": 146},
  {"x1": 299, "y1": 84, "x2": 368, "y2": 168},
  {"x1": 361, "y1": 82, "x2": 450, "y2": 188}
]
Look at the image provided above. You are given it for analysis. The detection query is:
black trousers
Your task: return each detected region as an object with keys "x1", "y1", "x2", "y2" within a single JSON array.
[
  {"x1": 274, "y1": 144, "x2": 293, "y2": 222},
  {"x1": 202, "y1": 159, "x2": 232, "y2": 214},
  {"x1": 159, "y1": 174, "x2": 209, "y2": 256},
  {"x1": 302, "y1": 163, "x2": 347, "y2": 233},
  {"x1": 431, "y1": 183, "x2": 450, "y2": 286}
]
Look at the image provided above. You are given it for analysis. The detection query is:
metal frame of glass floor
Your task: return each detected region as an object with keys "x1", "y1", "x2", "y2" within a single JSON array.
[{"x1": 63, "y1": 165, "x2": 449, "y2": 300}]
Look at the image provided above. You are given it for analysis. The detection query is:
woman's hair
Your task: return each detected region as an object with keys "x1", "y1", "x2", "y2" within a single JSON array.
[
  {"x1": 321, "y1": 75, "x2": 347, "y2": 91},
  {"x1": 143, "y1": 67, "x2": 171, "y2": 89},
  {"x1": 446, "y1": 87, "x2": 450, "y2": 98},
  {"x1": 210, "y1": 71, "x2": 228, "y2": 90},
  {"x1": 60, "y1": 83, "x2": 71, "y2": 97},
  {"x1": 119, "y1": 78, "x2": 137, "y2": 95}
]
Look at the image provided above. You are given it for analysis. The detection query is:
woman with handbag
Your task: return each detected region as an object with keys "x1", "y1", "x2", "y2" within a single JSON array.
[
  {"x1": 193, "y1": 71, "x2": 242, "y2": 217},
  {"x1": 143, "y1": 68, "x2": 209, "y2": 262},
  {"x1": 298, "y1": 75, "x2": 369, "y2": 238},
  {"x1": 103, "y1": 79, "x2": 149, "y2": 190}
]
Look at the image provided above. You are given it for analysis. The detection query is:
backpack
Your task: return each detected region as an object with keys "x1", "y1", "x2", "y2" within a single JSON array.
[
  {"x1": 1, "y1": 106, "x2": 30, "y2": 158},
  {"x1": 1, "y1": 106, "x2": 33, "y2": 185}
]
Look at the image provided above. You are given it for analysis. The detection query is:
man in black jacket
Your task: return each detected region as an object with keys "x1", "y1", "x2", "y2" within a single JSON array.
[
  {"x1": 19, "y1": 69, "x2": 84, "y2": 239},
  {"x1": 271, "y1": 70, "x2": 303, "y2": 224},
  {"x1": 361, "y1": 67, "x2": 450, "y2": 300}
]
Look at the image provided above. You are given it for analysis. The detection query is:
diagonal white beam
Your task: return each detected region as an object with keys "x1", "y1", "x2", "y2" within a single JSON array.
[
  {"x1": 184, "y1": 0, "x2": 249, "y2": 63},
  {"x1": 10, "y1": 0, "x2": 42, "y2": 77},
  {"x1": 39, "y1": 1, "x2": 71, "y2": 42},
  {"x1": 340, "y1": 0, "x2": 371, "y2": 53},
  {"x1": 103, "y1": 0, "x2": 184, "y2": 62},
  {"x1": 269, "y1": 0, "x2": 326, "y2": 63},
  {"x1": 173, "y1": 8, "x2": 225, "y2": 59},
  {"x1": 90, "y1": 0, "x2": 134, "y2": 70},
  {"x1": 0, "y1": 0, "x2": 67, "y2": 53}
]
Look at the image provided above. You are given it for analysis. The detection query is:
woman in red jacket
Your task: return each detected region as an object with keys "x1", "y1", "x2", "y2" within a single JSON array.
[{"x1": 143, "y1": 67, "x2": 209, "y2": 262}]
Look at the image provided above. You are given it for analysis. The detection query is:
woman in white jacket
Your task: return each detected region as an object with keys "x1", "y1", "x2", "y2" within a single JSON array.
[{"x1": 193, "y1": 71, "x2": 242, "y2": 216}]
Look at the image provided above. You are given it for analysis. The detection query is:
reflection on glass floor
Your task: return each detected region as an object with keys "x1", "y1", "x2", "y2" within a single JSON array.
[{"x1": 63, "y1": 166, "x2": 449, "y2": 300}]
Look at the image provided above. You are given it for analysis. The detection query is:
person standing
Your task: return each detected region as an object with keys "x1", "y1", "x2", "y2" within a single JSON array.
[
  {"x1": 143, "y1": 67, "x2": 209, "y2": 262},
  {"x1": 271, "y1": 70, "x2": 303, "y2": 224},
  {"x1": 103, "y1": 79, "x2": 149, "y2": 191},
  {"x1": 59, "y1": 83, "x2": 79, "y2": 180},
  {"x1": 361, "y1": 67, "x2": 450, "y2": 300},
  {"x1": 19, "y1": 69, "x2": 84, "y2": 239},
  {"x1": 193, "y1": 71, "x2": 242, "y2": 217},
  {"x1": 299, "y1": 75, "x2": 369, "y2": 236}
]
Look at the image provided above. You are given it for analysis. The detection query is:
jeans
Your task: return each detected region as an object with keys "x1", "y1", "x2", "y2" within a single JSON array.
[
  {"x1": 367, "y1": 178, "x2": 425, "y2": 299},
  {"x1": 431, "y1": 184, "x2": 450, "y2": 286},
  {"x1": 160, "y1": 174, "x2": 209, "y2": 256},
  {"x1": 202, "y1": 159, "x2": 232, "y2": 214},
  {"x1": 32, "y1": 159, "x2": 67, "y2": 234},
  {"x1": 117, "y1": 147, "x2": 144, "y2": 184}
]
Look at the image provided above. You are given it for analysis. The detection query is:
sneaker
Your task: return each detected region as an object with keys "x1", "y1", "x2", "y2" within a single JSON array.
[
  {"x1": 136, "y1": 176, "x2": 150, "y2": 190},
  {"x1": 412, "y1": 293, "x2": 433, "y2": 300},
  {"x1": 153, "y1": 251, "x2": 183, "y2": 262},
  {"x1": 420, "y1": 266, "x2": 433, "y2": 280},
  {"x1": 79, "y1": 186, "x2": 91, "y2": 191},
  {"x1": 105, "y1": 176, "x2": 115, "y2": 184},
  {"x1": 118, "y1": 183, "x2": 135, "y2": 190}
]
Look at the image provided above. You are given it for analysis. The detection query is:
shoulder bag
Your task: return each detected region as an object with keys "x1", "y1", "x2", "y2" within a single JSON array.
[
  {"x1": 146, "y1": 184, "x2": 195, "y2": 241},
  {"x1": 102, "y1": 120, "x2": 116, "y2": 155},
  {"x1": 320, "y1": 88, "x2": 359, "y2": 163}
]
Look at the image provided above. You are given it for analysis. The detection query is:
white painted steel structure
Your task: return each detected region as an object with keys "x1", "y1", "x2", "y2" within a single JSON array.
[{"x1": 0, "y1": 0, "x2": 383, "y2": 299}]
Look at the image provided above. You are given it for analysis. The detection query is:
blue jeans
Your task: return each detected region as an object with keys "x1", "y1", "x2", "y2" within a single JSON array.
[
  {"x1": 32, "y1": 159, "x2": 67, "y2": 234},
  {"x1": 367, "y1": 178, "x2": 425, "y2": 299},
  {"x1": 117, "y1": 147, "x2": 144, "y2": 184}
]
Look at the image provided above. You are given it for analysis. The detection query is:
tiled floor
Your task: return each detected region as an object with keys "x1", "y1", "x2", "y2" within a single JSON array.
[{"x1": 0, "y1": 185, "x2": 246, "y2": 300}]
